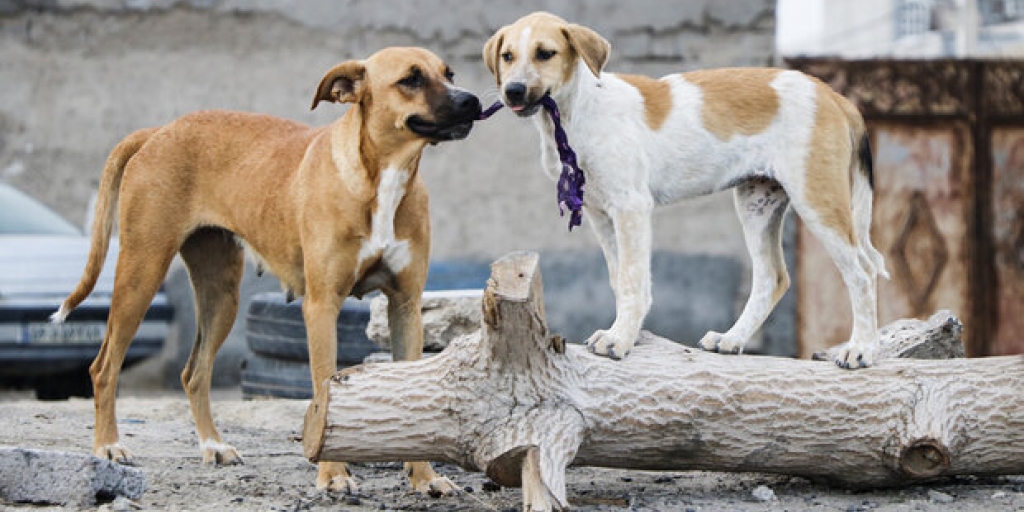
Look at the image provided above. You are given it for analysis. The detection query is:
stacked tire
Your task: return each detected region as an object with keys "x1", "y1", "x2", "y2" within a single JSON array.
[{"x1": 240, "y1": 293, "x2": 379, "y2": 400}]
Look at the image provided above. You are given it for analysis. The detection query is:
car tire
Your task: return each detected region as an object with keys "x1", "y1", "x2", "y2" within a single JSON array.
[
  {"x1": 239, "y1": 353, "x2": 314, "y2": 400},
  {"x1": 245, "y1": 293, "x2": 379, "y2": 365},
  {"x1": 35, "y1": 368, "x2": 93, "y2": 401}
]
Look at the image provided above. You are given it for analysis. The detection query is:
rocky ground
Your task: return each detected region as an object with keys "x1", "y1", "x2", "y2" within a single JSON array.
[{"x1": 1, "y1": 389, "x2": 1022, "y2": 512}]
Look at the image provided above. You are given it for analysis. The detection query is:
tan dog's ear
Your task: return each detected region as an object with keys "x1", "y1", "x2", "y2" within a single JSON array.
[
  {"x1": 311, "y1": 61, "x2": 366, "y2": 110},
  {"x1": 482, "y1": 27, "x2": 506, "y2": 84},
  {"x1": 563, "y1": 23, "x2": 610, "y2": 78}
]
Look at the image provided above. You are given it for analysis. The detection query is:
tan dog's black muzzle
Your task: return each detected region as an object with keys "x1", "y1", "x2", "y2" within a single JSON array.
[{"x1": 407, "y1": 88, "x2": 482, "y2": 141}]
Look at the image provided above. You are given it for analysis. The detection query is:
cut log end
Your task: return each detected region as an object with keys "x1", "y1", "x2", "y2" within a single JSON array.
[
  {"x1": 486, "y1": 445, "x2": 533, "y2": 487},
  {"x1": 899, "y1": 438, "x2": 951, "y2": 478},
  {"x1": 487, "y1": 251, "x2": 540, "y2": 302},
  {"x1": 483, "y1": 251, "x2": 541, "y2": 329}
]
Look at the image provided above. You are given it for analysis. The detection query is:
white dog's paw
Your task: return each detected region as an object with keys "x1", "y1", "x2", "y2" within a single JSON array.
[
  {"x1": 698, "y1": 331, "x2": 746, "y2": 354},
  {"x1": 199, "y1": 440, "x2": 244, "y2": 465},
  {"x1": 317, "y1": 462, "x2": 359, "y2": 494},
  {"x1": 586, "y1": 329, "x2": 636, "y2": 360},
  {"x1": 94, "y1": 443, "x2": 134, "y2": 465},
  {"x1": 829, "y1": 342, "x2": 877, "y2": 369}
]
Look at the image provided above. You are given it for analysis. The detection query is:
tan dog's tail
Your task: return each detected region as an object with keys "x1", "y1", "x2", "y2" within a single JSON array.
[
  {"x1": 51, "y1": 127, "x2": 158, "y2": 323},
  {"x1": 846, "y1": 110, "x2": 889, "y2": 282}
]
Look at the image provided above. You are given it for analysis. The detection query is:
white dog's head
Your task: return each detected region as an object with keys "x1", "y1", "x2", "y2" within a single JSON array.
[{"x1": 483, "y1": 12, "x2": 610, "y2": 116}]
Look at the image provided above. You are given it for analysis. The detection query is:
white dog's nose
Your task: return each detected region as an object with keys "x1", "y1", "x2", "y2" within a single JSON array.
[{"x1": 504, "y1": 82, "x2": 527, "y2": 107}]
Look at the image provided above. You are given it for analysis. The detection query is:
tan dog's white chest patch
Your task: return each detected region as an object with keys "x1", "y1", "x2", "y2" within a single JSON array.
[{"x1": 357, "y1": 167, "x2": 412, "y2": 276}]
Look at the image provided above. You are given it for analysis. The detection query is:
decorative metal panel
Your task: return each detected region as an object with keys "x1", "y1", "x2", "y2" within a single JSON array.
[
  {"x1": 788, "y1": 59, "x2": 1024, "y2": 357},
  {"x1": 991, "y1": 128, "x2": 1024, "y2": 355}
]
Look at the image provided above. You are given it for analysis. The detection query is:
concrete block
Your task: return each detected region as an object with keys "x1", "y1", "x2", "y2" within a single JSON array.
[
  {"x1": 0, "y1": 447, "x2": 147, "y2": 506},
  {"x1": 368, "y1": 289, "x2": 484, "y2": 352}
]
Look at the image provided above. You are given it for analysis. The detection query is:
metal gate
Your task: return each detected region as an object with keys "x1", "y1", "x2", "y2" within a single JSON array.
[{"x1": 786, "y1": 59, "x2": 1024, "y2": 357}]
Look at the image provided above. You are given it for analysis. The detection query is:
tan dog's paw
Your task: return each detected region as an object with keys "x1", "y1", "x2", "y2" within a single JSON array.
[
  {"x1": 200, "y1": 440, "x2": 243, "y2": 465},
  {"x1": 317, "y1": 462, "x2": 359, "y2": 494},
  {"x1": 829, "y1": 342, "x2": 876, "y2": 369},
  {"x1": 405, "y1": 461, "x2": 457, "y2": 497},
  {"x1": 94, "y1": 443, "x2": 133, "y2": 465},
  {"x1": 586, "y1": 329, "x2": 635, "y2": 360},
  {"x1": 413, "y1": 475, "x2": 459, "y2": 497},
  {"x1": 699, "y1": 331, "x2": 746, "y2": 354}
]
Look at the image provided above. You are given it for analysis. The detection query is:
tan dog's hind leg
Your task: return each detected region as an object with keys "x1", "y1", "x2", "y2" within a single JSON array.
[
  {"x1": 91, "y1": 239, "x2": 178, "y2": 463},
  {"x1": 179, "y1": 229, "x2": 245, "y2": 465},
  {"x1": 386, "y1": 285, "x2": 458, "y2": 496},
  {"x1": 701, "y1": 179, "x2": 791, "y2": 354}
]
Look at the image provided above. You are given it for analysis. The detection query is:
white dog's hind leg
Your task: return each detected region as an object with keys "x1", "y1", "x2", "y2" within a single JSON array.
[
  {"x1": 588, "y1": 205, "x2": 652, "y2": 360},
  {"x1": 700, "y1": 179, "x2": 791, "y2": 354},
  {"x1": 796, "y1": 203, "x2": 879, "y2": 369}
]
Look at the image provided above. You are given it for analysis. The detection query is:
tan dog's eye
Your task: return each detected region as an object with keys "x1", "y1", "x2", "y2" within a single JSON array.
[
  {"x1": 535, "y1": 48, "x2": 557, "y2": 61},
  {"x1": 397, "y1": 70, "x2": 424, "y2": 89},
  {"x1": 444, "y1": 67, "x2": 455, "y2": 83},
  {"x1": 501, "y1": 51, "x2": 514, "y2": 63}
]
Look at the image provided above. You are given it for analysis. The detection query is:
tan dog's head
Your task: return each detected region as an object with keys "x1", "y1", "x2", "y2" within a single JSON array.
[
  {"x1": 312, "y1": 47, "x2": 481, "y2": 143},
  {"x1": 483, "y1": 12, "x2": 610, "y2": 116}
]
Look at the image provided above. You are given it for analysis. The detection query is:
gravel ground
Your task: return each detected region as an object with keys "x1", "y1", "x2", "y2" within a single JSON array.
[{"x1": 1, "y1": 390, "x2": 1023, "y2": 511}]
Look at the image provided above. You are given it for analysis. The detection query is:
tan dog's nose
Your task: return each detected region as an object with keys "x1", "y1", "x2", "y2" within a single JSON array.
[{"x1": 452, "y1": 90, "x2": 482, "y2": 119}]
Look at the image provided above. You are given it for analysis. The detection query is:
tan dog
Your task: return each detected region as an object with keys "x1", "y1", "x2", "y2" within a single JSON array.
[
  {"x1": 484, "y1": 13, "x2": 888, "y2": 367},
  {"x1": 53, "y1": 47, "x2": 480, "y2": 494}
]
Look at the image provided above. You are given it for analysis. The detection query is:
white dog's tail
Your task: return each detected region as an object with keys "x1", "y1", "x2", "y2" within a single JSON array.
[
  {"x1": 850, "y1": 128, "x2": 889, "y2": 282},
  {"x1": 51, "y1": 127, "x2": 158, "y2": 323}
]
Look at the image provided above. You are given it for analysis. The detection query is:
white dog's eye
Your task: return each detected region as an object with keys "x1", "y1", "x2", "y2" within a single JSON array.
[
  {"x1": 501, "y1": 51, "x2": 514, "y2": 63},
  {"x1": 535, "y1": 48, "x2": 556, "y2": 61}
]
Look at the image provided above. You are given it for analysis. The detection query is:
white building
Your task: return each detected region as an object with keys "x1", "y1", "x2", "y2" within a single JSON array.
[{"x1": 779, "y1": 0, "x2": 1024, "y2": 57}]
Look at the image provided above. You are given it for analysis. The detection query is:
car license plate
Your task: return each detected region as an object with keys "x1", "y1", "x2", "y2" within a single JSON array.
[{"x1": 21, "y1": 322, "x2": 106, "y2": 344}]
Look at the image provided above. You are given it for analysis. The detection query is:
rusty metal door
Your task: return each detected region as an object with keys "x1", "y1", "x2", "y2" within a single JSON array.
[{"x1": 786, "y1": 59, "x2": 1024, "y2": 358}]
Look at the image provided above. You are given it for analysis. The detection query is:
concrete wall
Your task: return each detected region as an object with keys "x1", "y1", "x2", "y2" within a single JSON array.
[{"x1": 0, "y1": 0, "x2": 786, "y2": 387}]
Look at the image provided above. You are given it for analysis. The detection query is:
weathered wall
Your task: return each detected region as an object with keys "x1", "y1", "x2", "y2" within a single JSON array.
[{"x1": 0, "y1": 0, "x2": 784, "y2": 386}]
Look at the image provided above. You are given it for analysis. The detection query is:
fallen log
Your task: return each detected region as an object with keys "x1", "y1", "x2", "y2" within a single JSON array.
[{"x1": 304, "y1": 251, "x2": 1024, "y2": 511}]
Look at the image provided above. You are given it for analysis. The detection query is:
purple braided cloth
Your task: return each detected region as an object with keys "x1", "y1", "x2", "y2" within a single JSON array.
[{"x1": 478, "y1": 98, "x2": 586, "y2": 231}]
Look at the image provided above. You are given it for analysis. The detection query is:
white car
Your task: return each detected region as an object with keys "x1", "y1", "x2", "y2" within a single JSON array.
[{"x1": 0, "y1": 183, "x2": 172, "y2": 399}]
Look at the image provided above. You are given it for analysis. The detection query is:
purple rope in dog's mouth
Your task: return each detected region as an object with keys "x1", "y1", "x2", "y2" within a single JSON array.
[
  {"x1": 478, "y1": 101, "x2": 505, "y2": 120},
  {"x1": 478, "y1": 98, "x2": 586, "y2": 231}
]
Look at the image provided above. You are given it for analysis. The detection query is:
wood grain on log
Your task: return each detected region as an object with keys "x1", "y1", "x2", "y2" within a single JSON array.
[{"x1": 305, "y1": 251, "x2": 1024, "y2": 511}]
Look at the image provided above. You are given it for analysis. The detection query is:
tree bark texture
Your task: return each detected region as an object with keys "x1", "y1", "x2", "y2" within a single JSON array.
[{"x1": 304, "y1": 251, "x2": 1024, "y2": 511}]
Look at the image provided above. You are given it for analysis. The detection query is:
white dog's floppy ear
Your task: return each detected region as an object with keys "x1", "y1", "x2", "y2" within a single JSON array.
[
  {"x1": 482, "y1": 27, "x2": 507, "y2": 83},
  {"x1": 563, "y1": 23, "x2": 610, "y2": 78},
  {"x1": 311, "y1": 61, "x2": 366, "y2": 110}
]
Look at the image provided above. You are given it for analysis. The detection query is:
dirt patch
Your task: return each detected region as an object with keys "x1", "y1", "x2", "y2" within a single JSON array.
[{"x1": 2, "y1": 390, "x2": 1022, "y2": 511}]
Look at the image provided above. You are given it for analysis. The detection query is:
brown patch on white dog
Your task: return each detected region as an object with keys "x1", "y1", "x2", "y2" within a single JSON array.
[
  {"x1": 617, "y1": 74, "x2": 673, "y2": 131},
  {"x1": 684, "y1": 67, "x2": 782, "y2": 141}
]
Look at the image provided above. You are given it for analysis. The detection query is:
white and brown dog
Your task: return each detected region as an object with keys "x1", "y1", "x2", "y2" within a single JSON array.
[
  {"x1": 53, "y1": 47, "x2": 479, "y2": 493},
  {"x1": 484, "y1": 12, "x2": 888, "y2": 368}
]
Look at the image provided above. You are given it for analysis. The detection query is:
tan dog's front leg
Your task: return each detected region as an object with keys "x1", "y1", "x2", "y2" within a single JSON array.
[
  {"x1": 587, "y1": 205, "x2": 652, "y2": 360},
  {"x1": 386, "y1": 287, "x2": 458, "y2": 496},
  {"x1": 303, "y1": 290, "x2": 357, "y2": 493}
]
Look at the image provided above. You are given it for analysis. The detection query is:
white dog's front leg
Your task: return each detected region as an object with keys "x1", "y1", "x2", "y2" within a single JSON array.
[
  {"x1": 586, "y1": 207, "x2": 619, "y2": 295},
  {"x1": 587, "y1": 205, "x2": 652, "y2": 360}
]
